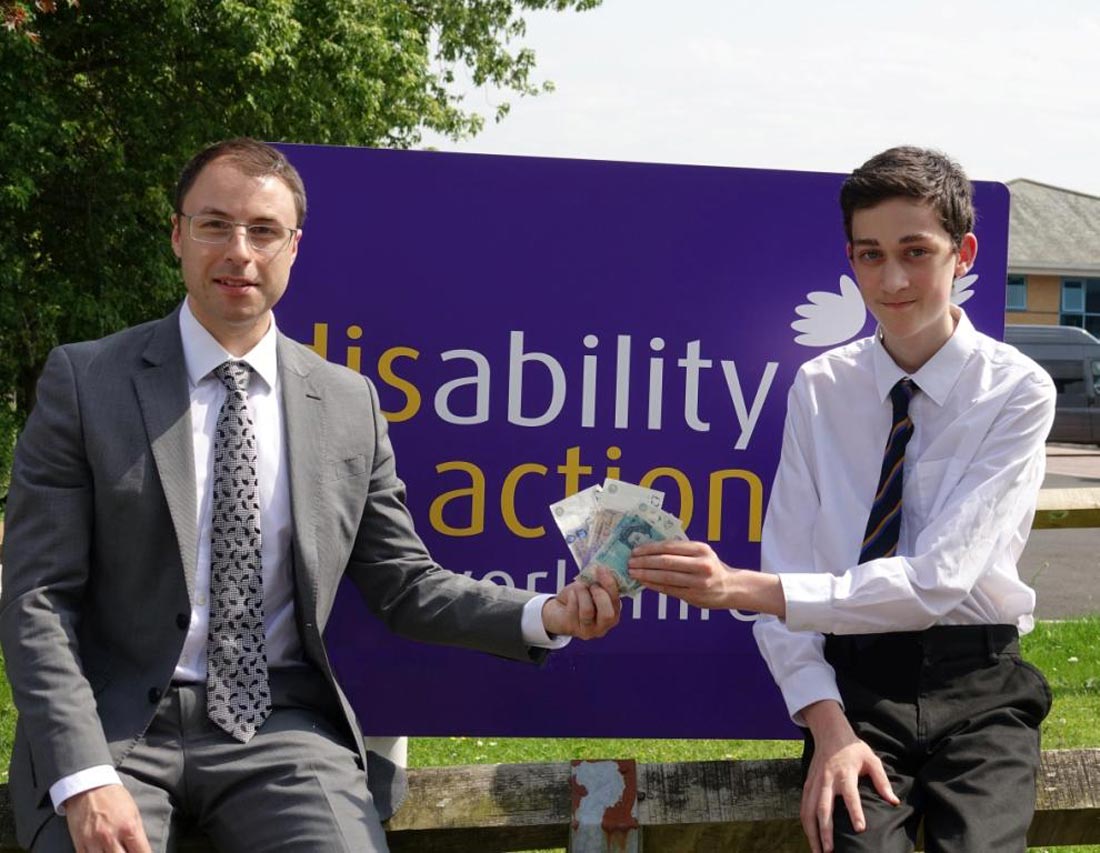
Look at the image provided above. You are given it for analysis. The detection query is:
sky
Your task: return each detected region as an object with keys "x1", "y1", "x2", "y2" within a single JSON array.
[{"x1": 422, "y1": 0, "x2": 1100, "y2": 197}]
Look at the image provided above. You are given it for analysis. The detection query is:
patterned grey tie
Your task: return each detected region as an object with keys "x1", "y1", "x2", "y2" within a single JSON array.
[{"x1": 207, "y1": 360, "x2": 271, "y2": 742}]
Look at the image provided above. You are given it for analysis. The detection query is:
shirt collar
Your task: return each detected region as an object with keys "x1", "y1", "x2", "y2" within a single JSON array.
[
  {"x1": 178, "y1": 299, "x2": 279, "y2": 391},
  {"x1": 871, "y1": 305, "x2": 978, "y2": 407}
]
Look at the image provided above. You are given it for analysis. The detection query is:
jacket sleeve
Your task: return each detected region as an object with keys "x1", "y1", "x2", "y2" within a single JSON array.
[
  {"x1": 0, "y1": 347, "x2": 115, "y2": 790},
  {"x1": 342, "y1": 376, "x2": 540, "y2": 663}
]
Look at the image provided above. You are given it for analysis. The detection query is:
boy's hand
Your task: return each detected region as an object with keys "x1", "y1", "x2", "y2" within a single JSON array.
[
  {"x1": 627, "y1": 540, "x2": 737, "y2": 608},
  {"x1": 628, "y1": 541, "x2": 786, "y2": 616},
  {"x1": 800, "y1": 700, "x2": 900, "y2": 853},
  {"x1": 541, "y1": 567, "x2": 621, "y2": 639}
]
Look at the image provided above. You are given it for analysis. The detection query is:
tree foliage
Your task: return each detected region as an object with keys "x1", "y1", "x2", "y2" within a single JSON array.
[{"x1": 0, "y1": 0, "x2": 599, "y2": 494}]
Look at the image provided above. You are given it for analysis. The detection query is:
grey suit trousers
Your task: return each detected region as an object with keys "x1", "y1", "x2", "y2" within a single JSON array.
[{"x1": 32, "y1": 668, "x2": 389, "y2": 853}]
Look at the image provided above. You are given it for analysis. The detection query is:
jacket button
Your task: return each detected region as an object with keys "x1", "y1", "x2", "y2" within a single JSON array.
[
  {"x1": 148, "y1": 687, "x2": 163, "y2": 704},
  {"x1": 176, "y1": 612, "x2": 189, "y2": 630}
]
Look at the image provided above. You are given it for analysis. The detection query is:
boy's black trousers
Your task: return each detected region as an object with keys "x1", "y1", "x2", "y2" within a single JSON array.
[{"x1": 803, "y1": 625, "x2": 1052, "y2": 853}]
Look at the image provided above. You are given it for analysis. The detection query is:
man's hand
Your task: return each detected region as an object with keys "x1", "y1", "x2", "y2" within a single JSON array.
[
  {"x1": 628, "y1": 541, "x2": 786, "y2": 616},
  {"x1": 541, "y1": 568, "x2": 621, "y2": 639},
  {"x1": 65, "y1": 784, "x2": 152, "y2": 853},
  {"x1": 800, "y1": 701, "x2": 899, "y2": 853}
]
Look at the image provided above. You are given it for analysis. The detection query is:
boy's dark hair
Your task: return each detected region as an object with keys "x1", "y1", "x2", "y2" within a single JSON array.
[
  {"x1": 175, "y1": 138, "x2": 307, "y2": 227},
  {"x1": 840, "y1": 146, "x2": 974, "y2": 248}
]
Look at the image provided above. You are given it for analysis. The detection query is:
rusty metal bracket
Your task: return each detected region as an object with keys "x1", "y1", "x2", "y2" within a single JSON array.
[{"x1": 569, "y1": 759, "x2": 641, "y2": 852}]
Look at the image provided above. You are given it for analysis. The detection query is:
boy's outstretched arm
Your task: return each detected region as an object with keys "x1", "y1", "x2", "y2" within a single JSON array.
[{"x1": 627, "y1": 540, "x2": 786, "y2": 617}]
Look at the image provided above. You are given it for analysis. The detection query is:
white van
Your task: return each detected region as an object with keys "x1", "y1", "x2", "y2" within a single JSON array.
[{"x1": 1004, "y1": 324, "x2": 1100, "y2": 445}]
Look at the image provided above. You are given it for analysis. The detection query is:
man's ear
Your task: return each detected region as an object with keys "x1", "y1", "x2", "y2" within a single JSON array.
[
  {"x1": 286, "y1": 228, "x2": 303, "y2": 267},
  {"x1": 846, "y1": 242, "x2": 855, "y2": 271},
  {"x1": 170, "y1": 214, "x2": 183, "y2": 260},
  {"x1": 955, "y1": 232, "x2": 978, "y2": 277}
]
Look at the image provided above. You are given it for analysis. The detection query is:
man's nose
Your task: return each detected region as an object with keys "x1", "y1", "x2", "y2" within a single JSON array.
[{"x1": 222, "y1": 225, "x2": 255, "y2": 260}]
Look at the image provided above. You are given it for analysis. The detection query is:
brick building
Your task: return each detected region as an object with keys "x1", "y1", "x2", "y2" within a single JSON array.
[{"x1": 1005, "y1": 179, "x2": 1100, "y2": 335}]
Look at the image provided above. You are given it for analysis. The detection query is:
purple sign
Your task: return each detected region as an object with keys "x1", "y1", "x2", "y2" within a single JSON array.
[{"x1": 274, "y1": 144, "x2": 1009, "y2": 739}]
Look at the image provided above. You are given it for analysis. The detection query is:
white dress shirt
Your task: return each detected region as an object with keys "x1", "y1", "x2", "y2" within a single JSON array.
[
  {"x1": 52, "y1": 300, "x2": 562, "y2": 811},
  {"x1": 175, "y1": 299, "x2": 301, "y2": 681},
  {"x1": 753, "y1": 308, "x2": 1056, "y2": 725}
]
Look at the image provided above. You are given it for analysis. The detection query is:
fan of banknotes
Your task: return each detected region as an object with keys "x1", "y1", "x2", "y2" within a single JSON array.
[{"x1": 550, "y1": 479, "x2": 687, "y2": 597}]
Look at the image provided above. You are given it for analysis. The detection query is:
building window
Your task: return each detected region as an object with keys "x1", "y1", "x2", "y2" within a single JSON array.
[
  {"x1": 1006, "y1": 276, "x2": 1028, "y2": 311},
  {"x1": 1060, "y1": 278, "x2": 1100, "y2": 337},
  {"x1": 1063, "y1": 280, "x2": 1085, "y2": 312}
]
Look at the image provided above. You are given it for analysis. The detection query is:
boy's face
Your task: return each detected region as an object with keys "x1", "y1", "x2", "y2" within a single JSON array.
[{"x1": 848, "y1": 197, "x2": 977, "y2": 372}]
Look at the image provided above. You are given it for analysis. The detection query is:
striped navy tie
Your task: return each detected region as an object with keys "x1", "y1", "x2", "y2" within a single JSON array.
[{"x1": 860, "y1": 378, "x2": 916, "y2": 561}]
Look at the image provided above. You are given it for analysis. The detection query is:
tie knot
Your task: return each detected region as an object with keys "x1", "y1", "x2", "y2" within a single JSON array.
[
  {"x1": 890, "y1": 378, "x2": 916, "y2": 417},
  {"x1": 214, "y1": 360, "x2": 252, "y2": 394}
]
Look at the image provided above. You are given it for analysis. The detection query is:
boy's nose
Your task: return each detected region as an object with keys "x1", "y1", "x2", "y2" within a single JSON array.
[{"x1": 882, "y1": 261, "x2": 908, "y2": 292}]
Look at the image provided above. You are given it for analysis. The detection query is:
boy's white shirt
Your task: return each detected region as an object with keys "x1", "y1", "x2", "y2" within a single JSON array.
[{"x1": 754, "y1": 308, "x2": 1056, "y2": 724}]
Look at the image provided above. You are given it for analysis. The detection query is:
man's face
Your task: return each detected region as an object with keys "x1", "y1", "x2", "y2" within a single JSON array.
[
  {"x1": 848, "y1": 197, "x2": 976, "y2": 371},
  {"x1": 171, "y1": 158, "x2": 302, "y2": 352}
]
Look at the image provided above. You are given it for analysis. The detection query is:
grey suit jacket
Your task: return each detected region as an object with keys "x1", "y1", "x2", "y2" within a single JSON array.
[{"x1": 0, "y1": 308, "x2": 540, "y2": 847}]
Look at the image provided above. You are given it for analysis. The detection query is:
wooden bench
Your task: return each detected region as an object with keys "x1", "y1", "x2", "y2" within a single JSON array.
[
  {"x1": 2, "y1": 750, "x2": 1099, "y2": 851},
  {"x1": 1, "y1": 488, "x2": 1098, "y2": 851}
]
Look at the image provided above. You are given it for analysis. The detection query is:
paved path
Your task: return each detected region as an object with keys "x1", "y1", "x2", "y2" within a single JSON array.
[{"x1": 1025, "y1": 444, "x2": 1100, "y2": 620}]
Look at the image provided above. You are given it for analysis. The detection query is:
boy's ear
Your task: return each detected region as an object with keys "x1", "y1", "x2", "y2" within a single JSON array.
[
  {"x1": 846, "y1": 242, "x2": 855, "y2": 269},
  {"x1": 955, "y1": 233, "x2": 978, "y2": 277}
]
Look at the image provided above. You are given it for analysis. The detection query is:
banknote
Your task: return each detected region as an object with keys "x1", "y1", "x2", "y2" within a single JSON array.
[
  {"x1": 584, "y1": 479, "x2": 665, "y2": 563},
  {"x1": 581, "y1": 503, "x2": 686, "y2": 597},
  {"x1": 549, "y1": 484, "x2": 602, "y2": 569}
]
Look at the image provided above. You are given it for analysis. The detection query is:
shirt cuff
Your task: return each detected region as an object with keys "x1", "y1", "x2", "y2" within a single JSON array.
[
  {"x1": 521, "y1": 594, "x2": 571, "y2": 650},
  {"x1": 50, "y1": 765, "x2": 123, "y2": 815},
  {"x1": 779, "y1": 572, "x2": 837, "y2": 634},
  {"x1": 782, "y1": 668, "x2": 845, "y2": 727}
]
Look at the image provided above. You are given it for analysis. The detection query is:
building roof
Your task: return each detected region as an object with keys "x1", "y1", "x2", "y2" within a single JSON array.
[{"x1": 1007, "y1": 179, "x2": 1100, "y2": 276}]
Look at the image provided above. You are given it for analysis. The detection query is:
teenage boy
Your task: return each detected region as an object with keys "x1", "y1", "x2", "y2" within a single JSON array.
[{"x1": 629, "y1": 146, "x2": 1055, "y2": 853}]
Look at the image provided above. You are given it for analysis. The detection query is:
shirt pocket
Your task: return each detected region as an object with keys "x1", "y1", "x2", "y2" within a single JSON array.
[{"x1": 907, "y1": 456, "x2": 962, "y2": 519}]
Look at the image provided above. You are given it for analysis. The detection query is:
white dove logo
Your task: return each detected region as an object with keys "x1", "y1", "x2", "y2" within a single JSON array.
[{"x1": 792, "y1": 273, "x2": 980, "y2": 348}]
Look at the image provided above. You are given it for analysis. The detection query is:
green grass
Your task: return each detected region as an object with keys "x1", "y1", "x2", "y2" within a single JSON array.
[
  {"x1": 0, "y1": 619, "x2": 1096, "y2": 851},
  {"x1": 408, "y1": 734, "x2": 802, "y2": 767},
  {"x1": 409, "y1": 617, "x2": 1100, "y2": 769},
  {"x1": 1022, "y1": 617, "x2": 1100, "y2": 751},
  {"x1": 0, "y1": 649, "x2": 12, "y2": 785}
]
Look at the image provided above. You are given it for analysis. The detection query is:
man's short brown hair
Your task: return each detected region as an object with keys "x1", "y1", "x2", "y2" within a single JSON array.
[
  {"x1": 175, "y1": 138, "x2": 307, "y2": 227},
  {"x1": 840, "y1": 146, "x2": 974, "y2": 248}
]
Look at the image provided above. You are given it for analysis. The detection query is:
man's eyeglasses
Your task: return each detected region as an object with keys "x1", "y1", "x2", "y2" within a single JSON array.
[{"x1": 181, "y1": 214, "x2": 298, "y2": 255}]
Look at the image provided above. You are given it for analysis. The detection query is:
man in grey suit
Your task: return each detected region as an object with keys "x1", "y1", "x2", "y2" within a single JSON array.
[{"x1": 0, "y1": 138, "x2": 621, "y2": 852}]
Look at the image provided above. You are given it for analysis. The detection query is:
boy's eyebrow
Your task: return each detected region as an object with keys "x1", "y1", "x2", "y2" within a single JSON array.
[{"x1": 851, "y1": 233, "x2": 937, "y2": 246}]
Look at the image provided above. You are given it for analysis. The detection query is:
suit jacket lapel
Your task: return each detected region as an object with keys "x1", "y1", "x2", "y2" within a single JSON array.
[
  {"x1": 278, "y1": 334, "x2": 324, "y2": 617},
  {"x1": 133, "y1": 309, "x2": 199, "y2": 602}
]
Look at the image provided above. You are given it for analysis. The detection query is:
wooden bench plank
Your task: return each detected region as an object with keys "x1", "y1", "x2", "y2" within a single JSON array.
[
  {"x1": 1033, "y1": 487, "x2": 1100, "y2": 529},
  {"x1": 383, "y1": 749, "x2": 1100, "y2": 851},
  {"x1": 0, "y1": 751, "x2": 1097, "y2": 850}
]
